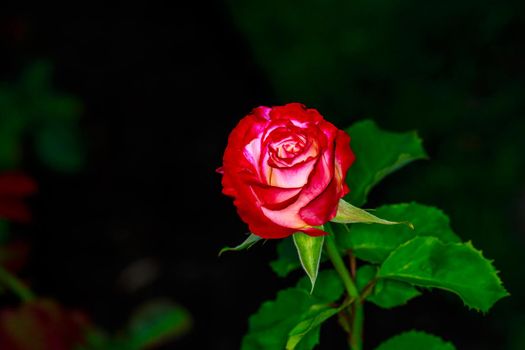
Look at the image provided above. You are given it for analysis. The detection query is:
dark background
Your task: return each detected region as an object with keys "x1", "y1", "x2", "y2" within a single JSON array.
[{"x1": 1, "y1": 1, "x2": 524, "y2": 349}]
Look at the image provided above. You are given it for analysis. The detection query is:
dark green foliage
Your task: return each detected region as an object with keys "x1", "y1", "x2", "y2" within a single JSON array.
[
  {"x1": 270, "y1": 237, "x2": 302, "y2": 277},
  {"x1": 242, "y1": 270, "x2": 344, "y2": 350},
  {"x1": 375, "y1": 331, "x2": 456, "y2": 350},
  {"x1": 344, "y1": 121, "x2": 427, "y2": 206},
  {"x1": 356, "y1": 265, "x2": 421, "y2": 309},
  {"x1": 0, "y1": 61, "x2": 84, "y2": 172}
]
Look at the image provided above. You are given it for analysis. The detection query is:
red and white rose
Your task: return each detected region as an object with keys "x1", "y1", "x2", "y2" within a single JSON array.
[{"x1": 219, "y1": 103, "x2": 354, "y2": 239}]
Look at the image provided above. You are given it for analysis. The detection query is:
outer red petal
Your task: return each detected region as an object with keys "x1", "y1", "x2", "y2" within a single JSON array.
[
  {"x1": 334, "y1": 130, "x2": 355, "y2": 190},
  {"x1": 299, "y1": 130, "x2": 354, "y2": 226},
  {"x1": 299, "y1": 226, "x2": 328, "y2": 236},
  {"x1": 221, "y1": 109, "x2": 298, "y2": 239},
  {"x1": 270, "y1": 103, "x2": 323, "y2": 124}
]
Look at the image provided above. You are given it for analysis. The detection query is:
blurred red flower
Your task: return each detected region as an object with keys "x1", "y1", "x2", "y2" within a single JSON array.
[
  {"x1": 0, "y1": 173, "x2": 37, "y2": 223},
  {"x1": 0, "y1": 299, "x2": 89, "y2": 350}
]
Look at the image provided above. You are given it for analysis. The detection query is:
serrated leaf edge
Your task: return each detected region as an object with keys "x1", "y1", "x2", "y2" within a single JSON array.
[
  {"x1": 375, "y1": 330, "x2": 455, "y2": 350},
  {"x1": 378, "y1": 236, "x2": 509, "y2": 313}
]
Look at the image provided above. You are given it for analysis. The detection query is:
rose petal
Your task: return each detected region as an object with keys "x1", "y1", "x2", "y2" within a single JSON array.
[
  {"x1": 261, "y1": 153, "x2": 332, "y2": 229},
  {"x1": 270, "y1": 103, "x2": 323, "y2": 125},
  {"x1": 299, "y1": 130, "x2": 354, "y2": 225},
  {"x1": 268, "y1": 157, "x2": 316, "y2": 188},
  {"x1": 251, "y1": 184, "x2": 302, "y2": 209},
  {"x1": 299, "y1": 178, "x2": 340, "y2": 226}
]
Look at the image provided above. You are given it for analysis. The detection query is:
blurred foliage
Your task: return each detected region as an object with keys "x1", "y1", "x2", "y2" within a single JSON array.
[
  {"x1": 227, "y1": 0, "x2": 523, "y2": 129},
  {"x1": 0, "y1": 61, "x2": 84, "y2": 172},
  {"x1": 0, "y1": 297, "x2": 191, "y2": 350},
  {"x1": 0, "y1": 57, "x2": 190, "y2": 348},
  {"x1": 78, "y1": 299, "x2": 192, "y2": 350},
  {"x1": 0, "y1": 299, "x2": 89, "y2": 350},
  {"x1": 0, "y1": 172, "x2": 37, "y2": 224}
]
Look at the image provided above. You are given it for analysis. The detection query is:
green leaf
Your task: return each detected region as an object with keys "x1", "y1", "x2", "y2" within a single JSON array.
[
  {"x1": 124, "y1": 299, "x2": 191, "y2": 349},
  {"x1": 0, "y1": 112, "x2": 26, "y2": 169},
  {"x1": 293, "y1": 329, "x2": 319, "y2": 350},
  {"x1": 34, "y1": 95, "x2": 82, "y2": 122},
  {"x1": 219, "y1": 233, "x2": 262, "y2": 256},
  {"x1": 337, "y1": 202, "x2": 460, "y2": 263},
  {"x1": 293, "y1": 232, "x2": 325, "y2": 292},
  {"x1": 35, "y1": 125, "x2": 84, "y2": 173},
  {"x1": 242, "y1": 270, "x2": 344, "y2": 350},
  {"x1": 242, "y1": 289, "x2": 318, "y2": 350},
  {"x1": 286, "y1": 304, "x2": 341, "y2": 350},
  {"x1": 76, "y1": 328, "x2": 130, "y2": 350},
  {"x1": 378, "y1": 237, "x2": 509, "y2": 312},
  {"x1": 19, "y1": 61, "x2": 53, "y2": 92},
  {"x1": 345, "y1": 120, "x2": 427, "y2": 206},
  {"x1": 356, "y1": 265, "x2": 421, "y2": 309},
  {"x1": 296, "y1": 269, "x2": 345, "y2": 303},
  {"x1": 0, "y1": 61, "x2": 84, "y2": 172},
  {"x1": 270, "y1": 237, "x2": 301, "y2": 277},
  {"x1": 375, "y1": 331, "x2": 456, "y2": 350},
  {"x1": 286, "y1": 271, "x2": 349, "y2": 349}
]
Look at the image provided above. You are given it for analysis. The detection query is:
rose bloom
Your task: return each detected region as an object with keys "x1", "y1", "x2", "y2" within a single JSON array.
[{"x1": 219, "y1": 103, "x2": 354, "y2": 239}]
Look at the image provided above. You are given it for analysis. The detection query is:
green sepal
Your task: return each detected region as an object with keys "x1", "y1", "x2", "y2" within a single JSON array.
[
  {"x1": 375, "y1": 330, "x2": 456, "y2": 350},
  {"x1": 378, "y1": 236, "x2": 509, "y2": 312},
  {"x1": 293, "y1": 232, "x2": 325, "y2": 293},
  {"x1": 219, "y1": 233, "x2": 262, "y2": 256},
  {"x1": 332, "y1": 199, "x2": 411, "y2": 227}
]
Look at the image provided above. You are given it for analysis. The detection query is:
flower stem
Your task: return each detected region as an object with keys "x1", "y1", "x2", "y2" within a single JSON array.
[
  {"x1": 350, "y1": 302, "x2": 364, "y2": 350},
  {"x1": 0, "y1": 265, "x2": 35, "y2": 302},
  {"x1": 325, "y1": 227, "x2": 363, "y2": 350}
]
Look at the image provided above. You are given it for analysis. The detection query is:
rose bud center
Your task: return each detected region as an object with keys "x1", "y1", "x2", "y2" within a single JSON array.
[{"x1": 276, "y1": 137, "x2": 305, "y2": 158}]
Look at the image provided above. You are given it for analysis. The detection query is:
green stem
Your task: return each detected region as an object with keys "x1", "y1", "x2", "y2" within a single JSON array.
[
  {"x1": 325, "y1": 227, "x2": 363, "y2": 350},
  {"x1": 0, "y1": 265, "x2": 35, "y2": 302},
  {"x1": 351, "y1": 302, "x2": 364, "y2": 350},
  {"x1": 325, "y1": 232, "x2": 359, "y2": 298}
]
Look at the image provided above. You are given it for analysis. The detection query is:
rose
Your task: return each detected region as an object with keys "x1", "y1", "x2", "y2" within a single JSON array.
[{"x1": 219, "y1": 103, "x2": 354, "y2": 239}]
